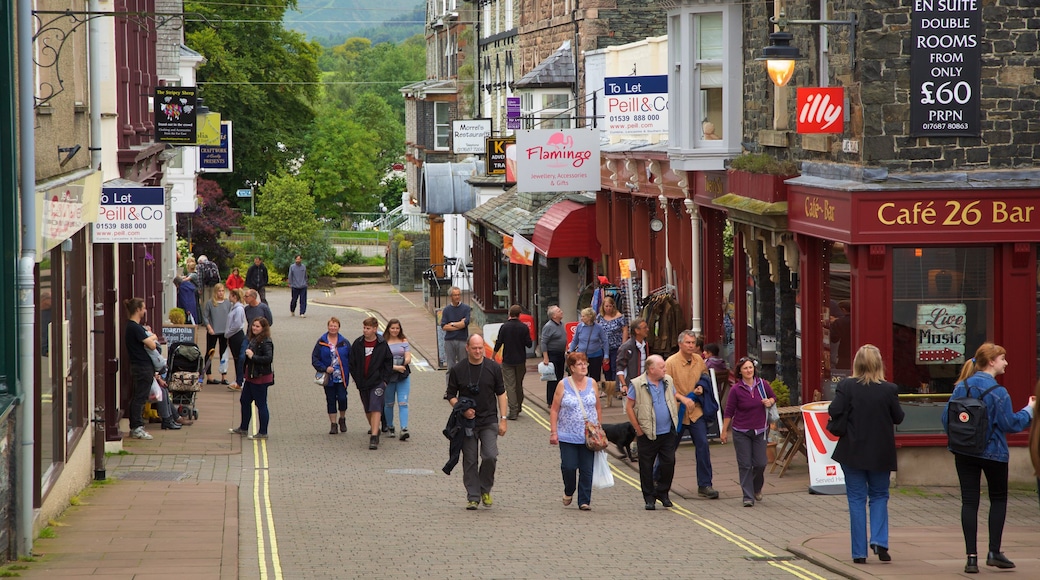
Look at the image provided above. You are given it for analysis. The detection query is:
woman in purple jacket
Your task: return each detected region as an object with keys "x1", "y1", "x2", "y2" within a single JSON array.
[{"x1": 720, "y1": 356, "x2": 775, "y2": 507}]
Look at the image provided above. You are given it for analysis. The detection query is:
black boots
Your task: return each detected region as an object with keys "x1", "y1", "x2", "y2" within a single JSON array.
[
  {"x1": 986, "y1": 552, "x2": 1015, "y2": 569},
  {"x1": 964, "y1": 555, "x2": 978, "y2": 573}
]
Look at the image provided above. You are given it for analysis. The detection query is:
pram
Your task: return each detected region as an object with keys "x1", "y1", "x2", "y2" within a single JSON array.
[{"x1": 165, "y1": 341, "x2": 204, "y2": 420}]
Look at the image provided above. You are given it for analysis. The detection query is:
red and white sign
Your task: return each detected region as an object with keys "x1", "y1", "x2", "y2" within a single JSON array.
[
  {"x1": 515, "y1": 129, "x2": 601, "y2": 193},
  {"x1": 797, "y1": 87, "x2": 845, "y2": 134},
  {"x1": 801, "y1": 402, "x2": 846, "y2": 493}
]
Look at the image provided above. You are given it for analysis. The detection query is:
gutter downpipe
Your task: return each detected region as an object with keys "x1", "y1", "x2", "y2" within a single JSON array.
[
  {"x1": 16, "y1": 0, "x2": 37, "y2": 557},
  {"x1": 89, "y1": 0, "x2": 105, "y2": 481}
]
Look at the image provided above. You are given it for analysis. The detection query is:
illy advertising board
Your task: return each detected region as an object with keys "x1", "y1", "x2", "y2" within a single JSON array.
[
  {"x1": 796, "y1": 87, "x2": 844, "y2": 134},
  {"x1": 603, "y1": 75, "x2": 668, "y2": 135},
  {"x1": 910, "y1": 0, "x2": 981, "y2": 137}
]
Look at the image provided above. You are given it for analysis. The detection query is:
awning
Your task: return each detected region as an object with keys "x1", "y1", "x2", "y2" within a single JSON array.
[{"x1": 532, "y1": 200, "x2": 599, "y2": 259}]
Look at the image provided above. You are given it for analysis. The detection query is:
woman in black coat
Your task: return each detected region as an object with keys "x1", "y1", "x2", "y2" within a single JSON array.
[
  {"x1": 229, "y1": 317, "x2": 274, "y2": 439},
  {"x1": 828, "y1": 344, "x2": 905, "y2": 565}
]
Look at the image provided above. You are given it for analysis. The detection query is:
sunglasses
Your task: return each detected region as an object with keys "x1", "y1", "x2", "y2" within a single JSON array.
[{"x1": 738, "y1": 357, "x2": 758, "y2": 368}]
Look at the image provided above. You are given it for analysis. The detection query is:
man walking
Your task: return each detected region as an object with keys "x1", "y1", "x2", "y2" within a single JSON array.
[
  {"x1": 348, "y1": 317, "x2": 393, "y2": 450},
  {"x1": 666, "y1": 330, "x2": 719, "y2": 499},
  {"x1": 440, "y1": 286, "x2": 471, "y2": 369},
  {"x1": 446, "y1": 335, "x2": 508, "y2": 510},
  {"x1": 494, "y1": 304, "x2": 531, "y2": 420},
  {"x1": 288, "y1": 254, "x2": 308, "y2": 318},
  {"x1": 626, "y1": 355, "x2": 679, "y2": 510},
  {"x1": 245, "y1": 256, "x2": 269, "y2": 304},
  {"x1": 615, "y1": 318, "x2": 649, "y2": 398},
  {"x1": 540, "y1": 305, "x2": 566, "y2": 404}
]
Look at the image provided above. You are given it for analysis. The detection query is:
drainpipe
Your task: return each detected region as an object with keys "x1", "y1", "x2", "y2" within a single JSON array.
[
  {"x1": 16, "y1": 0, "x2": 38, "y2": 557},
  {"x1": 88, "y1": 0, "x2": 105, "y2": 481}
]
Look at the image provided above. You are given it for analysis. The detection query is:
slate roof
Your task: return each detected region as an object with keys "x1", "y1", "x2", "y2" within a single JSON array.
[
  {"x1": 465, "y1": 188, "x2": 595, "y2": 237},
  {"x1": 515, "y1": 41, "x2": 574, "y2": 89}
]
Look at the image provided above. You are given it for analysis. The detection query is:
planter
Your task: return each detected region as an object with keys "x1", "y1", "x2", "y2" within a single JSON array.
[
  {"x1": 397, "y1": 246, "x2": 415, "y2": 292},
  {"x1": 728, "y1": 169, "x2": 797, "y2": 204},
  {"x1": 766, "y1": 441, "x2": 778, "y2": 464}
]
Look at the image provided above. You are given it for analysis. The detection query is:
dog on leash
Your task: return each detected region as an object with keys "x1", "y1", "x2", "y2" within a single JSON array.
[{"x1": 602, "y1": 422, "x2": 637, "y2": 462}]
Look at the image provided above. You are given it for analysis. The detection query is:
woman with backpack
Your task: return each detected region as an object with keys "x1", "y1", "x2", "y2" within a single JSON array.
[{"x1": 942, "y1": 342, "x2": 1036, "y2": 573}]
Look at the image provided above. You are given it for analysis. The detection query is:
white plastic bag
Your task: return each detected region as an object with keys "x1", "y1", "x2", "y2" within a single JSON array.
[
  {"x1": 219, "y1": 346, "x2": 229, "y2": 375},
  {"x1": 537, "y1": 362, "x2": 556, "y2": 381},
  {"x1": 148, "y1": 378, "x2": 163, "y2": 402},
  {"x1": 592, "y1": 450, "x2": 614, "y2": 490}
]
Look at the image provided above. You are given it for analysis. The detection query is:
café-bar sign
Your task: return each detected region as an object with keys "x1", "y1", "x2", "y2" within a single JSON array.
[{"x1": 909, "y1": 0, "x2": 981, "y2": 137}]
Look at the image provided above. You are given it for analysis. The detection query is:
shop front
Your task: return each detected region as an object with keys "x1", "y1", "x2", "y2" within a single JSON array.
[{"x1": 787, "y1": 166, "x2": 1040, "y2": 484}]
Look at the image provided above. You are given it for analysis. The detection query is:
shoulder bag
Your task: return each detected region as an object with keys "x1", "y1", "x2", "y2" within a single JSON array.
[
  {"x1": 569, "y1": 377, "x2": 608, "y2": 451},
  {"x1": 757, "y1": 378, "x2": 779, "y2": 427}
]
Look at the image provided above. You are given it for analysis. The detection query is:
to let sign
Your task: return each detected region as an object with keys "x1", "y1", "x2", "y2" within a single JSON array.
[
  {"x1": 93, "y1": 187, "x2": 166, "y2": 243},
  {"x1": 603, "y1": 75, "x2": 668, "y2": 135},
  {"x1": 909, "y1": 0, "x2": 981, "y2": 136},
  {"x1": 916, "y1": 303, "x2": 967, "y2": 364}
]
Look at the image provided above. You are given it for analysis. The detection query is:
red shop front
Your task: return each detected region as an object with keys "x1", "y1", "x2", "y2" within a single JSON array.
[{"x1": 787, "y1": 179, "x2": 1040, "y2": 483}]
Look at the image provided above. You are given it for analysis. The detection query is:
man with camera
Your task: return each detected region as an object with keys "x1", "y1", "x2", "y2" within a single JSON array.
[{"x1": 445, "y1": 335, "x2": 508, "y2": 510}]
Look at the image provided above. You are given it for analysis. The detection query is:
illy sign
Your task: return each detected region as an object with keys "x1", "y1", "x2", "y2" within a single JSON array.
[{"x1": 796, "y1": 87, "x2": 844, "y2": 134}]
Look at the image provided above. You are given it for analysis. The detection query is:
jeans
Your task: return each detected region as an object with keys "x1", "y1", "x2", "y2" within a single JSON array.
[
  {"x1": 955, "y1": 453, "x2": 1009, "y2": 555},
  {"x1": 204, "y1": 333, "x2": 229, "y2": 377},
  {"x1": 545, "y1": 350, "x2": 565, "y2": 404},
  {"x1": 732, "y1": 429, "x2": 767, "y2": 503},
  {"x1": 239, "y1": 380, "x2": 271, "y2": 435},
  {"x1": 444, "y1": 340, "x2": 467, "y2": 370},
  {"x1": 559, "y1": 441, "x2": 595, "y2": 506},
  {"x1": 323, "y1": 382, "x2": 347, "y2": 414},
  {"x1": 228, "y1": 331, "x2": 246, "y2": 386},
  {"x1": 129, "y1": 365, "x2": 153, "y2": 429},
  {"x1": 290, "y1": 286, "x2": 307, "y2": 315},
  {"x1": 842, "y1": 465, "x2": 891, "y2": 559},
  {"x1": 461, "y1": 423, "x2": 499, "y2": 501},
  {"x1": 236, "y1": 333, "x2": 249, "y2": 385},
  {"x1": 676, "y1": 419, "x2": 713, "y2": 487},
  {"x1": 637, "y1": 430, "x2": 676, "y2": 503},
  {"x1": 502, "y1": 363, "x2": 526, "y2": 416},
  {"x1": 383, "y1": 376, "x2": 410, "y2": 429}
]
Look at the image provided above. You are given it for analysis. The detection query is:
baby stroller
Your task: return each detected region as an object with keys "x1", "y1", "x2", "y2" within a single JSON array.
[{"x1": 166, "y1": 341, "x2": 204, "y2": 420}]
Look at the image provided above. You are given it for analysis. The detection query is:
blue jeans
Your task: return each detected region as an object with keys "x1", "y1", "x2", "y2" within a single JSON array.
[
  {"x1": 383, "y1": 376, "x2": 410, "y2": 429},
  {"x1": 290, "y1": 286, "x2": 307, "y2": 315},
  {"x1": 324, "y1": 382, "x2": 347, "y2": 414},
  {"x1": 842, "y1": 465, "x2": 891, "y2": 559},
  {"x1": 239, "y1": 381, "x2": 271, "y2": 435},
  {"x1": 559, "y1": 441, "x2": 595, "y2": 506},
  {"x1": 676, "y1": 419, "x2": 713, "y2": 487}
]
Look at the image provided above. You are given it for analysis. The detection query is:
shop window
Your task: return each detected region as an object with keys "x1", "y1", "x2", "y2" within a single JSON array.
[
  {"x1": 891, "y1": 247, "x2": 993, "y2": 434},
  {"x1": 521, "y1": 91, "x2": 572, "y2": 130},
  {"x1": 434, "y1": 101, "x2": 450, "y2": 150}
]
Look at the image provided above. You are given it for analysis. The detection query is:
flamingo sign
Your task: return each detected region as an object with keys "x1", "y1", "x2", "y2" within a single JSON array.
[{"x1": 515, "y1": 129, "x2": 601, "y2": 193}]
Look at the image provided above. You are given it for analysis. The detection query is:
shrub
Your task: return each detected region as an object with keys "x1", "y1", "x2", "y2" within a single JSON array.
[
  {"x1": 729, "y1": 153, "x2": 800, "y2": 175},
  {"x1": 168, "y1": 308, "x2": 186, "y2": 325},
  {"x1": 337, "y1": 248, "x2": 365, "y2": 265},
  {"x1": 770, "y1": 378, "x2": 791, "y2": 407}
]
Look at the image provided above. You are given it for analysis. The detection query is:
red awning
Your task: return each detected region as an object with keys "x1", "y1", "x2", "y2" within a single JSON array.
[{"x1": 533, "y1": 200, "x2": 600, "y2": 259}]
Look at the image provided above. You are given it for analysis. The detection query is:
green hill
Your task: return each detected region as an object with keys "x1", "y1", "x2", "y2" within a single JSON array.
[{"x1": 287, "y1": 0, "x2": 425, "y2": 46}]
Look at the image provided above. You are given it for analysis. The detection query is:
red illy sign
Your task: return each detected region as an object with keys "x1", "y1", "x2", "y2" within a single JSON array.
[{"x1": 797, "y1": 87, "x2": 845, "y2": 134}]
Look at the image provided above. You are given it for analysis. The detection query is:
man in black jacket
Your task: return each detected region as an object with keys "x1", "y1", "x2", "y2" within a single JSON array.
[
  {"x1": 493, "y1": 304, "x2": 532, "y2": 420},
  {"x1": 245, "y1": 256, "x2": 269, "y2": 304},
  {"x1": 348, "y1": 316, "x2": 393, "y2": 450}
]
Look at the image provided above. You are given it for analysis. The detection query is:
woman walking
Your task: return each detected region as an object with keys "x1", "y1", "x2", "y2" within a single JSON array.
[
  {"x1": 311, "y1": 317, "x2": 349, "y2": 435},
  {"x1": 942, "y1": 343, "x2": 1035, "y2": 573},
  {"x1": 202, "y1": 283, "x2": 232, "y2": 385},
  {"x1": 383, "y1": 319, "x2": 412, "y2": 441},
  {"x1": 224, "y1": 288, "x2": 247, "y2": 391},
  {"x1": 597, "y1": 296, "x2": 628, "y2": 399},
  {"x1": 230, "y1": 318, "x2": 275, "y2": 439},
  {"x1": 549, "y1": 352, "x2": 602, "y2": 511},
  {"x1": 828, "y1": 344, "x2": 905, "y2": 564},
  {"x1": 720, "y1": 356, "x2": 775, "y2": 507},
  {"x1": 568, "y1": 307, "x2": 607, "y2": 386}
]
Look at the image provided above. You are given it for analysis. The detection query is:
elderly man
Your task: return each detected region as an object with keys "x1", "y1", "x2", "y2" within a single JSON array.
[
  {"x1": 494, "y1": 304, "x2": 532, "y2": 420},
  {"x1": 666, "y1": 330, "x2": 719, "y2": 499},
  {"x1": 445, "y1": 335, "x2": 508, "y2": 510},
  {"x1": 615, "y1": 318, "x2": 649, "y2": 398},
  {"x1": 540, "y1": 305, "x2": 566, "y2": 404},
  {"x1": 440, "y1": 286, "x2": 471, "y2": 369},
  {"x1": 626, "y1": 354, "x2": 680, "y2": 510}
]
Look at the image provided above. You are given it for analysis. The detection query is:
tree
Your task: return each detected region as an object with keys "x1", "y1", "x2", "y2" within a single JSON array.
[
  {"x1": 322, "y1": 35, "x2": 425, "y2": 123},
  {"x1": 247, "y1": 172, "x2": 319, "y2": 249},
  {"x1": 351, "y1": 93, "x2": 404, "y2": 174},
  {"x1": 297, "y1": 103, "x2": 382, "y2": 218},
  {"x1": 185, "y1": 1, "x2": 322, "y2": 199},
  {"x1": 176, "y1": 178, "x2": 240, "y2": 269}
]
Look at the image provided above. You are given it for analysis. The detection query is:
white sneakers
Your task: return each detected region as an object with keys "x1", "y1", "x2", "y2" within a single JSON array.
[{"x1": 130, "y1": 426, "x2": 153, "y2": 440}]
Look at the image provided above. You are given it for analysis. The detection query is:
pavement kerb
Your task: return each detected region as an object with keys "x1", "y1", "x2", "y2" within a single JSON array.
[{"x1": 788, "y1": 538, "x2": 866, "y2": 580}]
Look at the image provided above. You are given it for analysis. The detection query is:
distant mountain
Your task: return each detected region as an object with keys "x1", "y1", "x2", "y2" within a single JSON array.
[{"x1": 286, "y1": 0, "x2": 425, "y2": 46}]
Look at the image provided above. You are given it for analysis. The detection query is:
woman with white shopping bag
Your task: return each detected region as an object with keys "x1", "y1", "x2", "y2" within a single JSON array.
[{"x1": 549, "y1": 352, "x2": 609, "y2": 511}]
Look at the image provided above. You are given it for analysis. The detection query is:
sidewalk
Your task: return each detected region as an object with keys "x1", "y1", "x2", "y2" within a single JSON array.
[{"x1": 17, "y1": 280, "x2": 1040, "y2": 578}]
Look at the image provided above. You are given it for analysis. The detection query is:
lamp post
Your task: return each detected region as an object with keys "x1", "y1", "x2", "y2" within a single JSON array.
[{"x1": 755, "y1": 9, "x2": 858, "y2": 87}]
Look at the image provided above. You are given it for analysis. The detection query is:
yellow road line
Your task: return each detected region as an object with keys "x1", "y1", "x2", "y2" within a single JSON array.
[
  {"x1": 251, "y1": 432, "x2": 284, "y2": 580},
  {"x1": 521, "y1": 404, "x2": 829, "y2": 580}
]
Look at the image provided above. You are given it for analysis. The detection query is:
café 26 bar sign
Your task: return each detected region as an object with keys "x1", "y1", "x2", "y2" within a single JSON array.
[{"x1": 909, "y1": 0, "x2": 981, "y2": 136}]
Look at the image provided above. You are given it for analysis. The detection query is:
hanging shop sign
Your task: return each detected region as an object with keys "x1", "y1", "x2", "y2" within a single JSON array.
[
  {"x1": 515, "y1": 129, "x2": 600, "y2": 193},
  {"x1": 452, "y1": 119, "x2": 492, "y2": 154},
  {"x1": 506, "y1": 97, "x2": 521, "y2": 130},
  {"x1": 93, "y1": 186, "x2": 166, "y2": 243},
  {"x1": 486, "y1": 136, "x2": 515, "y2": 176},
  {"x1": 603, "y1": 75, "x2": 668, "y2": 135},
  {"x1": 796, "y1": 87, "x2": 845, "y2": 133},
  {"x1": 154, "y1": 86, "x2": 198, "y2": 144},
  {"x1": 199, "y1": 120, "x2": 234, "y2": 173},
  {"x1": 915, "y1": 303, "x2": 966, "y2": 364},
  {"x1": 909, "y1": 0, "x2": 982, "y2": 137}
]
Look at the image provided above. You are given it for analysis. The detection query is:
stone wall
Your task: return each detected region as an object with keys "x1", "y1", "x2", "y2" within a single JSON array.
[{"x1": 742, "y1": 1, "x2": 1040, "y2": 172}]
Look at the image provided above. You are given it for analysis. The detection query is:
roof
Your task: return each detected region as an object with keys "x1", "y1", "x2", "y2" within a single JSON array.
[
  {"x1": 465, "y1": 188, "x2": 586, "y2": 236},
  {"x1": 515, "y1": 41, "x2": 574, "y2": 89},
  {"x1": 399, "y1": 79, "x2": 457, "y2": 98}
]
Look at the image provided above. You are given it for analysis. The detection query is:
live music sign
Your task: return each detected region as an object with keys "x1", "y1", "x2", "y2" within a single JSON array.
[{"x1": 796, "y1": 87, "x2": 844, "y2": 134}]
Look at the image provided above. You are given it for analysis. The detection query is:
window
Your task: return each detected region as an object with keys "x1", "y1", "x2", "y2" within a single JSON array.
[
  {"x1": 434, "y1": 101, "x2": 451, "y2": 150},
  {"x1": 697, "y1": 13, "x2": 723, "y2": 141},
  {"x1": 521, "y1": 91, "x2": 572, "y2": 130},
  {"x1": 890, "y1": 247, "x2": 993, "y2": 434}
]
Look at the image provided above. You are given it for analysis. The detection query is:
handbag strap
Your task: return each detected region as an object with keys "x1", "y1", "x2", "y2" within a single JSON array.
[
  {"x1": 322, "y1": 340, "x2": 345, "y2": 377},
  {"x1": 567, "y1": 377, "x2": 593, "y2": 422}
]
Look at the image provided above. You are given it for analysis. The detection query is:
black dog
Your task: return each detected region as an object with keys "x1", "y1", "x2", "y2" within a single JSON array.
[{"x1": 602, "y1": 422, "x2": 637, "y2": 462}]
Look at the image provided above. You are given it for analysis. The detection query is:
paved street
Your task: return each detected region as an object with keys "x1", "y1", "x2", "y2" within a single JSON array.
[{"x1": 18, "y1": 284, "x2": 1040, "y2": 579}]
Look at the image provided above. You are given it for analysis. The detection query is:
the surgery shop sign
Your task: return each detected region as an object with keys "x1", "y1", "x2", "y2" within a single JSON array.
[
  {"x1": 93, "y1": 186, "x2": 166, "y2": 243},
  {"x1": 910, "y1": 0, "x2": 981, "y2": 137}
]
